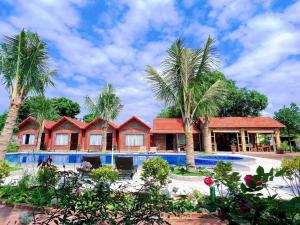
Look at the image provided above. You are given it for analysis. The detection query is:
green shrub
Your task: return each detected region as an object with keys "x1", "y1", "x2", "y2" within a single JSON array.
[
  {"x1": 141, "y1": 157, "x2": 170, "y2": 186},
  {"x1": 37, "y1": 165, "x2": 59, "y2": 188},
  {"x1": 280, "y1": 141, "x2": 290, "y2": 151},
  {"x1": 5, "y1": 141, "x2": 19, "y2": 153},
  {"x1": 0, "y1": 160, "x2": 10, "y2": 184},
  {"x1": 91, "y1": 165, "x2": 119, "y2": 183},
  {"x1": 280, "y1": 157, "x2": 300, "y2": 196}
]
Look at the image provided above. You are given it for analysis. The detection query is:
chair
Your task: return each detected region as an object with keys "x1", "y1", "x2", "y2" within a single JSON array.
[
  {"x1": 115, "y1": 157, "x2": 137, "y2": 179},
  {"x1": 149, "y1": 147, "x2": 157, "y2": 154},
  {"x1": 139, "y1": 146, "x2": 147, "y2": 153}
]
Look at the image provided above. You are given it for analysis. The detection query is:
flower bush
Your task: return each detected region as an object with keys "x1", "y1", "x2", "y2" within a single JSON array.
[
  {"x1": 141, "y1": 157, "x2": 170, "y2": 186},
  {"x1": 0, "y1": 160, "x2": 10, "y2": 184},
  {"x1": 91, "y1": 165, "x2": 119, "y2": 184}
]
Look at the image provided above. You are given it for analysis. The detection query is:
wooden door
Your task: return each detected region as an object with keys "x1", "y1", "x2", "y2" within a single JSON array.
[
  {"x1": 106, "y1": 133, "x2": 113, "y2": 150},
  {"x1": 70, "y1": 133, "x2": 79, "y2": 150}
]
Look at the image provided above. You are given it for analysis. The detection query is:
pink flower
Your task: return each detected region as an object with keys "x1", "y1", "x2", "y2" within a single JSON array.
[
  {"x1": 244, "y1": 175, "x2": 253, "y2": 186},
  {"x1": 204, "y1": 177, "x2": 214, "y2": 187}
]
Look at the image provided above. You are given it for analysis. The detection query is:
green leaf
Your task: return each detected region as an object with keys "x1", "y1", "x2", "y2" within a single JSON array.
[{"x1": 256, "y1": 166, "x2": 264, "y2": 175}]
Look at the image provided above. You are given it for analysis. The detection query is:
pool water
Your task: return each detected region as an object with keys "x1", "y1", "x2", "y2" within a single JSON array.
[{"x1": 5, "y1": 152, "x2": 253, "y2": 167}]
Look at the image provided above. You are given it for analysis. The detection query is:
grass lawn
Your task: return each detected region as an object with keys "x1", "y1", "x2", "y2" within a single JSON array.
[
  {"x1": 8, "y1": 165, "x2": 22, "y2": 172},
  {"x1": 171, "y1": 168, "x2": 203, "y2": 176}
]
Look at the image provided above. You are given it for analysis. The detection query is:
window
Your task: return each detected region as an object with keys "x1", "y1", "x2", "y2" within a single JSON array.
[
  {"x1": 125, "y1": 134, "x2": 144, "y2": 146},
  {"x1": 55, "y1": 134, "x2": 68, "y2": 145},
  {"x1": 90, "y1": 134, "x2": 102, "y2": 145},
  {"x1": 178, "y1": 134, "x2": 186, "y2": 145},
  {"x1": 22, "y1": 134, "x2": 35, "y2": 145}
]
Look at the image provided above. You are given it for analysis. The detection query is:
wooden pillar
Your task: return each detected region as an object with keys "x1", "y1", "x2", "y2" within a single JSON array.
[
  {"x1": 241, "y1": 129, "x2": 246, "y2": 152},
  {"x1": 275, "y1": 129, "x2": 281, "y2": 149}
]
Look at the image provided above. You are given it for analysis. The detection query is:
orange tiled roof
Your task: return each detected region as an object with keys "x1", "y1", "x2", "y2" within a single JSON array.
[
  {"x1": 198, "y1": 117, "x2": 285, "y2": 128},
  {"x1": 44, "y1": 120, "x2": 57, "y2": 129},
  {"x1": 85, "y1": 117, "x2": 118, "y2": 130},
  {"x1": 152, "y1": 118, "x2": 199, "y2": 133}
]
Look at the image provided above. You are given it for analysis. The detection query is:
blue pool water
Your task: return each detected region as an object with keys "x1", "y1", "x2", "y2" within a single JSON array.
[{"x1": 5, "y1": 152, "x2": 253, "y2": 167}]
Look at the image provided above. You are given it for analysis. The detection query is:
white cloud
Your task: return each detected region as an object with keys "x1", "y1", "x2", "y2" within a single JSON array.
[{"x1": 223, "y1": 1, "x2": 300, "y2": 114}]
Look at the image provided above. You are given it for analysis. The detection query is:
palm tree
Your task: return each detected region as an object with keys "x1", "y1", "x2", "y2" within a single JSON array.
[
  {"x1": 85, "y1": 84, "x2": 123, "y2": 152},
  {"x1": 31, "y1": 96, "x2": 57, "y2": 151},
  {"x1": 0, "y1": 29, "x2": 55, "y2": 159},
  {"x1": 145, "y1": 37, "x2": 227, "y2": 170}
]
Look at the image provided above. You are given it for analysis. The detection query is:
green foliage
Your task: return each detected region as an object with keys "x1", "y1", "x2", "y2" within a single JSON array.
[
  {"x1": 280, "y1": 157, "x2": 300, "y2": 196},
  {"x1": 91, "y1": 165, "x2": 119, "y2": 183},
  {"x1": 37, "y1": 164, "x2": 59, "y2": 188},
  {"x1": 50, "y1": 97, "x2": 80, "y2": 118},
  {"x1": 141, "y1": 157, "x2": 170, "y2": 186},
  {"x1": 19, "y1": 96, "x2": 81, "y2": 121},
  {"x1": 0, "y1": 29, "x2": 55, "y2": 100},
  {"x1": 19, "y1": 213, "x2": 33, "y2": 225},
  {"x1": 83, "y1": 113, "x2": 96, "y2": 123},
  {"x1": 280, "y1": 141, "x2": 290, "y2": 152},
  {"x1": 156, "y1": 71, "x2": 268, "y2": 118},
  {"x1": 0, "y1": 112, "x2": 7, "y2": 132},
  {"x1": 5, "y1": 141, "x2": 19, "y2": 152},
  {"x1": 0, "y1": 160, "x2": 10, "y2": 184}
]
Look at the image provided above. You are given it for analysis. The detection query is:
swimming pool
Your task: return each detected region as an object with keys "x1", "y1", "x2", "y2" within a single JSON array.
[{"x1": 5, "y1": 152, "x2": 254, "y2": 167}]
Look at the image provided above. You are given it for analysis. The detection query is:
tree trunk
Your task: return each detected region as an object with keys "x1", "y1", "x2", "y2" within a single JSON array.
[
  {"x1": 202, "y1": 118, "x2": 212, "y2": 153},
  {"x1": 185, "y1": 124, "x2": 195, "y2": 172},
  {"x1": 36, "y1": 120, "x2": 45, "y2": 151},
  {"x1": 101, "y1": 121, "x2": 108, "y2": 152},
  {"x1": 287, "y1": 129, "x2": 292, "y2": 152},
  {"x1": 0, "y1": 96, "x2": 23, "y2": 160}
]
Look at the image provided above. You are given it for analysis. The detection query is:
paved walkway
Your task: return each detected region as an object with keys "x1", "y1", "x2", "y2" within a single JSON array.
[{"x1": 239, "y1": 152, "x2": 300, "y2": 160}]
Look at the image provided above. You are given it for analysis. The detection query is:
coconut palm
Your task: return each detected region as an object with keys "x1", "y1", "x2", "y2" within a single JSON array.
[
  {"x1": 145, "y1": 37, "x2": 227, "y2": 170},
  {"x1": 31, "y1": 96, "x2": 58, "y2": 151},
  {"x1": 0, "y1": 29, "x2": 55, "y2": 159},
  {"x1": 85, "y1": 84, "x2": 123, "y2": 152}
]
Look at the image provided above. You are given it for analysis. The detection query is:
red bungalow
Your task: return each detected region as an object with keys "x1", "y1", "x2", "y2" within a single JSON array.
[
  {"x1": 17, "y1": 116, "x2": 55, "y2": 151},
  {"x1": 118, "y1": 116, "x2": 151, "y2": 151},
  {"x1": 50, "y1": 116, "x2": 87, "y2": 151},
  {"x1": 84, "y1": 118, "x2": 118, "y2": 151},
  {"x1": 151, "y1": 118, "x2": 200, "y2": 152}
]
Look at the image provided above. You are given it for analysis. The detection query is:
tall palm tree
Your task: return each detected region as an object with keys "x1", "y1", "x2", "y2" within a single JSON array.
[
  {"x1": 145, "y1": 37, "x2": 227, "y2": 170},
  {"x1": 85, "y1": 84, "x2": 123, "y2": 152},
  {"x1": 0, "y1": 29, "x2": 55, "y2": 159},
  {"x1": 31, "y1": 96, "x2": 57, "y2": 151}
]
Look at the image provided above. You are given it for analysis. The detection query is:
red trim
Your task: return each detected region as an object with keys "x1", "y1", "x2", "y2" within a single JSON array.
[
  {"x1": 85, "y1": 117, "x2": 118, "y2": 130},
  {"x1": 17, "y1": 116, "x2": 39, "y2": 128}
]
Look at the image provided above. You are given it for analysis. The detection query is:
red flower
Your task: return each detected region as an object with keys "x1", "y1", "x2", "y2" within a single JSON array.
[
  {"x1": 239, "y1": 200, "x2": 250, "y2": 213},
  {"x1": 244, "y1": 175, "x2": 253, "y2": 186},
  {"x1": 217, "y1": 209, "x2": 226, "y2": 220},
  {"x1": 204, "y1": 177, "x2": 214, "y2": 187},
  {"x1": 255, "y1": 180, "x2": 262, "y2": 186}
]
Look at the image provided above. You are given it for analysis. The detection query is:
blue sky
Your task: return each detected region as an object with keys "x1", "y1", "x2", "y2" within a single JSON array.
[{"x1": 0, "y1": 0, "x2": 299, "y2": 125}]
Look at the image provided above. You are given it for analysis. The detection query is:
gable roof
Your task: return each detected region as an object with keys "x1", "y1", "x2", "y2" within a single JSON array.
[
  {"x1": 85, "y1": 117, "x2": 118, "y2": 130},
  {"x1": 151, "y1": 118, "x2": 199, "y2": 133},
  {"x1": 118, "y1": 116, "x2": 151, "y2": 130},
  {"x1": 17, "y1": 116, "x2": 39, "y2": 128},
  {"x1": 198, "y1": 117, "x2": 285, "y2": 128},
  {"x1": 50, "y1": 116, "x2": 87, "y2": 129}
]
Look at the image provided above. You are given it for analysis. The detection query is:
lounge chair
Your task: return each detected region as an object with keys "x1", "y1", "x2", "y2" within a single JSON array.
[
  {"x1": 149, "y1": 147, "x2": 157, "y2": 154},
  {"x1": 77, "y1": 156, "x2": 102, "y2": 174},
  {"x1": 115, "y1": 157, "x2": 137, "y2": 179}
]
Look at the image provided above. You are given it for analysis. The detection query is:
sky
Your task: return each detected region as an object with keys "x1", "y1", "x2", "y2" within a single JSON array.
[{"x1": 0, "y1": 0, "x2": 299, "y2": 126}]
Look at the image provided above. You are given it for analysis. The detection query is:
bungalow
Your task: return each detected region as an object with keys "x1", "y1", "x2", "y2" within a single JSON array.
[
  {"x1": 118, "y1": 116, "x2": 151, "y2": 152},
  {"x1": 17, "y1": 116, "x2": 55, "y2": 151},
  {"x1": 151, "y1": 118, "x2": 200, "y2": 152},
  {"x1": 84, "y1": 117, "x2": 118, "y2": 151},
  {"x1": 50, "y1": 116, "x2": 87, "y2": 151}
]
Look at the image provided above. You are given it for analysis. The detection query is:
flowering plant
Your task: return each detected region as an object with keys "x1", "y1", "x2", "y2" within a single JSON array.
[{"x1": 204, "y1": 177, "x2": 214, "y2": 187}]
